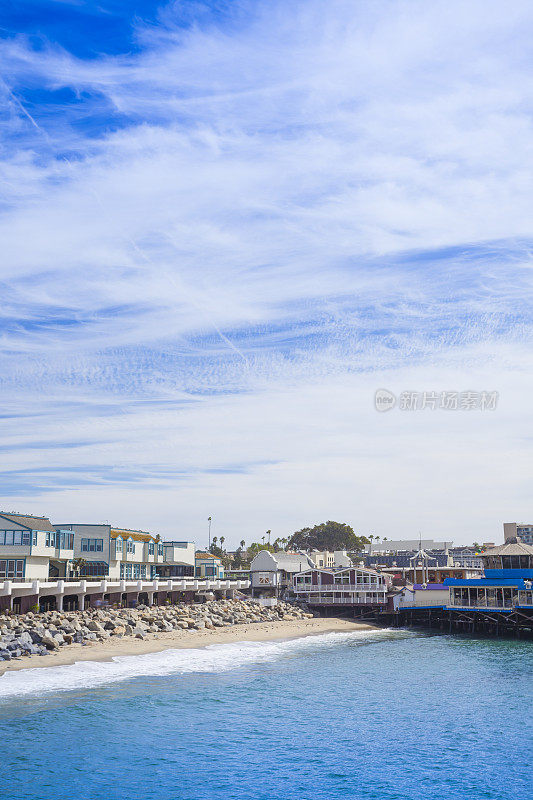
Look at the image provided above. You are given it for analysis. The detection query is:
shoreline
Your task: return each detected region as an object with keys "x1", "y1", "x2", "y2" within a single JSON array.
[{"x1": 0, "y1": 618, "x2": 373, "y2": 675}]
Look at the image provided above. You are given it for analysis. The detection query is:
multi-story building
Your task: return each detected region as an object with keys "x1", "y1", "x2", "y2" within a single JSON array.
[
  {"x1": 0, "y1": 513, "x2": 74, "y2": 580},
  {"x1": 448, "y1": 547, "x2": 483, "y2": 569},
  {"x1": 57, "y1": 523, "x2": 195, "y2": 580},
  {"x1": 250, "y1": 550, "x2": 314, "y2": 598},
  {"x1": 293, "y1": 565, "x2": 390, "y2": 607},
  {"x1": 503, "y1": 522, "x2": 533, "y2": 545},
  {"x1": 195, "y1": 551, "x2": 224, "y2": 578},
  {"x1": 446, "y1": 539, "x2": 533, "y2": 611},
  {"x1": 308, "y1": 550, "x2": 335, "y2": 568}
]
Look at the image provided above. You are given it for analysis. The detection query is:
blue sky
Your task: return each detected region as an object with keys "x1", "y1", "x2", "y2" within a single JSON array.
[{"x1": 0, "y1": 0, "x2": 532, "y2": 544}]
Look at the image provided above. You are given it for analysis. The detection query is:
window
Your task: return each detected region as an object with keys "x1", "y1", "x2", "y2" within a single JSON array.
[
  {"x1": 0, "y1": 559, "x2": 24, "y2": 578},
  {"x1": 46, "y1": 531, "x2": 74, "y2": 549},
  {"x1": 148, "y1": 542, "x2": 155, "y2": 555},
  {"x1": 81, "y1": 538, "x2": 104, "y2": 552},
  {"x1": 121, "y1": 563, "x2": 133, "y2": 579},
  {"x1": 158, "y1": 544, "x2": 164, "y2": 556},
  {"x1": 0, "y1": 531, "x2": 31, "y2": 546},
  {"x1": 77, "y1": 561, "x2": 109, "y2": 577},
  {"x1": 126, "y1": 539, "x2": 135, "y2": 554},
  {"x1": 114, "y1": 537, "x2": 123, "y2": 555}
]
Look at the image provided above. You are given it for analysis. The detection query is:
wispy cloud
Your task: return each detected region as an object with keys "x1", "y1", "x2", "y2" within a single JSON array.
[{"x1": 0, "y1": 0, "x2": 531, "y2": 542}]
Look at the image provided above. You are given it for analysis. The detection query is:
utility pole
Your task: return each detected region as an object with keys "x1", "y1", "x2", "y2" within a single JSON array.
[{"x1": 208, "y1": 516, "x2": 212, "y2": 550}]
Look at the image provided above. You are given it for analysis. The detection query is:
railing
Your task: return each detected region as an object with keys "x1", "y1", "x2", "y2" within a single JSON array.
[
  {"x1": 448, "y1": 597, "x2": 512, "y2": 609},
  {"x1": 515, "y1": 591, "x2": 533, "y2": 607},
  {"x1": 293, "y1": 583, "x2": 385, "y2": 592},
  {"x1": 306, "y1": 596, "x2": 385, "y2": 605}
]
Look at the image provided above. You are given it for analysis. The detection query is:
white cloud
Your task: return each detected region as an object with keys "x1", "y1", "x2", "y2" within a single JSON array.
[{"x1": 0, "y1": 0, "x2": 531, "y2": 544}]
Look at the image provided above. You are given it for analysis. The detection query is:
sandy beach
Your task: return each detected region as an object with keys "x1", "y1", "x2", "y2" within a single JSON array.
[{"x1": 0, "y1": 617, "x2": 372, "y2": 675}]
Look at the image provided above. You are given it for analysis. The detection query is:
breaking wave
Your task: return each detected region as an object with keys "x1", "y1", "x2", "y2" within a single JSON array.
[{"x1": 0, "y1": 628, "x2": 409, "y2": 700}]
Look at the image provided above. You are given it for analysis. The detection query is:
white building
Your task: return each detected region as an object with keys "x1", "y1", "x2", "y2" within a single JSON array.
[
  {"x1": 57, "y1": 523, "x2": 196, "y2": 580},
  {"x1": 369, "y1": 539, "x2": 453, "y2": 553},
  {"x1": 250, "y1": 550, "x2": 314, "y2": 597},
  {"x1": 0, "y1": 513, "x2": 74, "y2": 581}
]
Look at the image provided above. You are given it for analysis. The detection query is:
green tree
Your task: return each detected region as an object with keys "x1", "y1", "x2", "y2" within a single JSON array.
[{"x1": 288, "y1": 521, "x2": 369, "y2": 552}]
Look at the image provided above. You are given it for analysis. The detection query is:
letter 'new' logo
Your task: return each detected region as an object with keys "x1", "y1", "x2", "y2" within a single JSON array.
[{"x1": 374, "y1": 389, "x2": 396, "y2": 412}]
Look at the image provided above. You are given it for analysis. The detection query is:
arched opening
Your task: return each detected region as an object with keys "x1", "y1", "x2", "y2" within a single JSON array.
[
  {"x1": 63, "y1": 594, "x2": 79, "y2": 611},
  {"x1": 40, "y1": 595, "x2": 57, "y2": 612}
]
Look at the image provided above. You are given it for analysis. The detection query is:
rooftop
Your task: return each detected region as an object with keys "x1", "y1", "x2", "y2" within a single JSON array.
[
  {"x1": 195, "y1": 551, "x2": 221, "y2": 560},
  {"x1": 0, "y1": 512, "x2": 55, "y2": 532},
  {"x1": 110, "y1": 528, "x2": 155, "y2": 543},
  {"x1": 484, "y1": 539, "x2": 533, "y2": 557}
]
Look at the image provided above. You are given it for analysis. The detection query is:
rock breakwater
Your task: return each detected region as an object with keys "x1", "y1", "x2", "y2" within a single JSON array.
[{"x1": 0, "y1": 600, "x2": 313, "y2": 663}]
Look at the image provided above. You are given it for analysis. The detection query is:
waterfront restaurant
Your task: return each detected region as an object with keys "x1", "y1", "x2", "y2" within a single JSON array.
[
  {"x1": 445, "y1": 539, "x2": 533, "y2": 610},
  {"x1": 293, "y1": 566, "x2": 390, "y2": 607}
]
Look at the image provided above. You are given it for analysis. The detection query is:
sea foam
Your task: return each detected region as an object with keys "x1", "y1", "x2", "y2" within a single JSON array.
[{"x1": 0, "y1": 628, "x2": 404, "y2": 700}]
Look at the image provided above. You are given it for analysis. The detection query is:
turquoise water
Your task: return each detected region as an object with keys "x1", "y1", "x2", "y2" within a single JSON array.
[{"x1": 0, "y1": 629, "x2": 531, "y2": 800}]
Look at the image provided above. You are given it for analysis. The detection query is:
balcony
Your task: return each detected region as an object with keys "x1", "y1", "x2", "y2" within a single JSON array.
[{"x1": 293, "y1": 583, "x2": 385, "y2": 593}]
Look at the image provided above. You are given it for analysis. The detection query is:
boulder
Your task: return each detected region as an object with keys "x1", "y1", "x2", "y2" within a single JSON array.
[{"x1": 41, "y1": 635, "x2": 60, "y2": 651}]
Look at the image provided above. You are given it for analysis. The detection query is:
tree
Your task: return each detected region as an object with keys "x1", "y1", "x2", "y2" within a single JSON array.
[
  {"x1": 212, "y1": 536, "x2": 218, "y2": 549},
  {"x1": 219, "y1": 536, "x2": 225, "y2": 551},
  {"x1": 288, "y1": 521, "x2": 369, "y2": 552},
  {"x1": 71, "y1": 558, "x2": 87, "y2": 578},
  {"x1": 240, "y1": 540, "x2": 246, "y2": 549}
]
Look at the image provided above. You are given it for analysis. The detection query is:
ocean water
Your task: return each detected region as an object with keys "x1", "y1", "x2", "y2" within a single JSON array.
[{"x1": 0, "y1": 629, "x2": 531, "y2": 800}]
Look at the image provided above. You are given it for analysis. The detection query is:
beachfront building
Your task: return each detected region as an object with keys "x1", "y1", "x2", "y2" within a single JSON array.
[
  {"x1": 0, "y1": 513, "x2": 74, "y2": 580},
  {"x1": 293, "y1": 566, "x2": 390, "y2": 607},
  {"x1": 195, "y1": 552, "x2": 225, "y2": 578},
  {"x1": 391, "y1": 583, "x2": 450, "y2": 610},
  {"x1": 250, "y1": 550, "x2": 314, "y2": 598},
  {"x1": 446, "y1": 539, "x2": 533, "y2": 611},
  {"x1": 57, "y1": 523, "x2": 195, "y2": 580}
]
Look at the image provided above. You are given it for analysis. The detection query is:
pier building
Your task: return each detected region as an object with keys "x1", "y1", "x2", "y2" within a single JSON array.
[{"x1": 292, "y1": 565, "x2": 390, "y2": 608}]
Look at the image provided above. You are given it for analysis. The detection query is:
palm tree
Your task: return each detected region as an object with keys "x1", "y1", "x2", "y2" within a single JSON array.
[
  {"x1": 261, "y1": 535, "x2": 266, "y2": 545},
  {"x1": 212, "y1": 536, "x2": 218, "y2": 549},
  {"x1": 266, "y1": 529, "x2": 271, "y2": 545},
  {"x1": 219, "y1": 536, "x2": 225, "y2": 551},
  {"x1": 240, "y1": 539, "x2": 245, "y2": 549}
]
